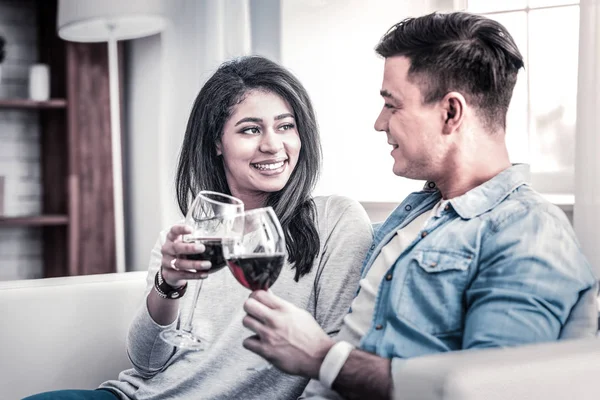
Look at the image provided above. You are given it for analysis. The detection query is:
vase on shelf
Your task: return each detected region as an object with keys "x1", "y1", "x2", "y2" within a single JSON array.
[{"x1": 28, "y1": 63, "x2": 50, "y2": 101}]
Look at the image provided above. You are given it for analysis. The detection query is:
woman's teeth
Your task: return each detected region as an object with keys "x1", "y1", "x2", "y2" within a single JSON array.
[{"x1": 252, "y1": 161, "x2": 285, "y2": 171}]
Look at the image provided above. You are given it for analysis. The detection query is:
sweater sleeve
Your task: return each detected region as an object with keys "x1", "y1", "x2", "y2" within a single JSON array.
[
  {"x1": 297, "y1": 196, "x2": 372, "y2": 400},
  {"x1": 312, "y1": 196, "x2": 373, "y2": 336},
  {"x1": 125, "y1": 230, "x2": 179, "y2": 378}
]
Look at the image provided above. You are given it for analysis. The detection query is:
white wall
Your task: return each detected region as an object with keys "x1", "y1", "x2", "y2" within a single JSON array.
[
  {"x1": 125, "y1": 0, "x2": 212, "y2": 271},
  {"x1": 124, "y1": 33, "x2": 163, "y2": 272},
  {"x1": 249, "y1": 0, "x2": 281, "y2": 61},
  {"x1": 125, "y1": 0, "x2": 253, "y2": 271},
  {"x1": 280, "y1": 0, "x2": 453, "y2": 202}
]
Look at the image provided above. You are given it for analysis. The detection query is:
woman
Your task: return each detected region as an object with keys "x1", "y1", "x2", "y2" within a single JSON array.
[{"x1": 26, "y1": 56, "x2": 372, "y2": 400}]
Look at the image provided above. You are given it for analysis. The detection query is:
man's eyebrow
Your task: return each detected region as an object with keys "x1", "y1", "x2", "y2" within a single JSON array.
[
  {"x1": 235, "y1": 117, "x2": 262, "y2": 126},
  {"x1": 380, "y1": 89, "x2": 395, "y2": 99},
  {"x1": 275, "y1": 113, "x2": 295, "y2": 121}
]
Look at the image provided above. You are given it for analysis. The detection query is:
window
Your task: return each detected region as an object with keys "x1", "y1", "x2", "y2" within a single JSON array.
[{"x1": 466, "y1": 0, "x2": 580, "y2": 195}]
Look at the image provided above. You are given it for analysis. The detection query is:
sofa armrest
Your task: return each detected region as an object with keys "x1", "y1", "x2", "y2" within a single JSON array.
[
  {"x1": 392, "y1": 337, "x2": 600, "y2": 400},
  {"x1": 0, "y1": 272, "x2": 147, "y2": 399}
]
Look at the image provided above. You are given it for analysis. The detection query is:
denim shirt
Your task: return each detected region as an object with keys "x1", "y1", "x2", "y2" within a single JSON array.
[{"x1": 358, "y1": 165, "x2": 597, "y2": 359}]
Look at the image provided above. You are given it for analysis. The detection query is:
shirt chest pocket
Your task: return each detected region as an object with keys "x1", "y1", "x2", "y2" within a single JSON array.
[{"x1": 397, "y1": 249, "x2": 473, "y2": 336}]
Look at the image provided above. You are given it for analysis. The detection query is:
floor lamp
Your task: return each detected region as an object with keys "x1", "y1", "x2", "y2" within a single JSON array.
[{"x1": 57, "y1": 0, "x2": 167, "y2": 273}]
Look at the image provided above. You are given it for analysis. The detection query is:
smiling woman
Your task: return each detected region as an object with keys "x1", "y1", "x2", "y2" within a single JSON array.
[{"x1": 23, "y1": 56, "x2": 373, "y2": 400}]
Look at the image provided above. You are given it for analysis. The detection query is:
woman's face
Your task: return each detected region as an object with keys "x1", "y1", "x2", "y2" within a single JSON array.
[{"x1": 217, "y1": 89, "x2": 301, "y2": 206}]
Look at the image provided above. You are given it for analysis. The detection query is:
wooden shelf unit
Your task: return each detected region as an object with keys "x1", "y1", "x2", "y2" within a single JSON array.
[
  {"x1": 0, "y1": 99, "x2": 67, "y2": 109},
  {"x1": 0, "y1": 215, "x2": 69, "y2": 226},
  {"x1": 0, "y1": 0, "x2": 118, "y2": 278}
]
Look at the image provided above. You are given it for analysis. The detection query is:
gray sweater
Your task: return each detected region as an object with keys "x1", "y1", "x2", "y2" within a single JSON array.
[{"x1": 100, "y1": 195, "x2": 373, "y2": 400}]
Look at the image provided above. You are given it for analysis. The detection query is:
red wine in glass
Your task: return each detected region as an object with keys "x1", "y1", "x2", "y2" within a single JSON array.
[
  {"x1": 181, "y1": 237, "x2": 233, "y2": 274},
  {"x1": 227, "y1": 253, "x2": 285, "y2": 290}
]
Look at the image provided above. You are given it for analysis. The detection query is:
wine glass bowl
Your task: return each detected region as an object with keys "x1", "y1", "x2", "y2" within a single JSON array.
[{"x1": 224, "y1": 207, "x2": 286, "y2": 292}]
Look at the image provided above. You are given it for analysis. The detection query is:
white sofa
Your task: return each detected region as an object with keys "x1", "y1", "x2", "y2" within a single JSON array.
[
  {"x1": 0, "y1": 272, "x2": 147, "y2": 400},
  {"x1": 0, "y1": 272, "x2": 598, "y2": 400}
]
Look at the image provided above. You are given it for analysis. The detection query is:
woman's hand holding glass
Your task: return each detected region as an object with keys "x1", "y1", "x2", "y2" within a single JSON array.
[{"x1": 160, "y1": 224, "x2": 212, "y2": 288}]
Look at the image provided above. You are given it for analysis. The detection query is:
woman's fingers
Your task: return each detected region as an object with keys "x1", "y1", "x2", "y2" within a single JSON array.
[
  {"x1": 172, "y1": 240, "x2": 205, "y2": 257},
  {"x1": 161, "y1": 261, "x2": 211, "y2": 286},
  {"x1": 166, "y1": 224, "x2": 192, "y2": 243},
  {"x1": 159, "y1": 224, "x2": 216, "y2": 286},
  {"x1": 170, "y1": 257, "x2": 212, "y2": 273}
]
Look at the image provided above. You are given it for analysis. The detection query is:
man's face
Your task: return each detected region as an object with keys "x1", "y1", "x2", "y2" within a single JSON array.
[{"x1": 374, "y1": 56, "x2": 446, "y2": 180}]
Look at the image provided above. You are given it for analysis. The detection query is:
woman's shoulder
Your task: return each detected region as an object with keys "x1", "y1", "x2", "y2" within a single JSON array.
[
  {"x1": 312, "y1": 194, "x2": 364, "y2": 214},
  {"x1": 311, "y1": 195, "x2": 370, "y2": 231}
]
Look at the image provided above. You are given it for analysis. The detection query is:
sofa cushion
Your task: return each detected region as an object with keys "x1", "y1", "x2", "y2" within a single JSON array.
[
  {"x1": 392, "y1": 336, "x2": 600, "y2": 400},
  {"x1": 0, "y1": 272, "x2": 147, "y2": 399}
]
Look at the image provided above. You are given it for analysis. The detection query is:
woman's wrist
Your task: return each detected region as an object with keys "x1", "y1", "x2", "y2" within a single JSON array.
[{"x1": 154, "y1": 267, "x2": 188, "y2": 299}]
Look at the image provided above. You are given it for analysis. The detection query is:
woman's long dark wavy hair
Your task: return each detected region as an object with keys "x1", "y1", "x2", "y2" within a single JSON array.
[{"x1": 175, "y1": 56, "x2": 322, "y2": 281}]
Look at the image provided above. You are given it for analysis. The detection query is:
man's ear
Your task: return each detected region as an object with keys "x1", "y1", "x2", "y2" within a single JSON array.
[{"x1": 442, "y1": 92, "x2": 466, "y2": 134}]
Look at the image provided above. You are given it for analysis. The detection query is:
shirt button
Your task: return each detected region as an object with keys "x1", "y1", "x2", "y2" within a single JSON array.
[
  {"x1": 375, "y1": 324, "x2": 383, "y2": 330},
  {"x1": 428, "y1": 182, "x2": 436, "y2": 189},
  {"x1": 421, "y1": 231, "x2": 427, "y2": 238},
  {"x1": 404, "y1": 204, "x2": 412, "y2": 211},
  {"x1": 385, "y1": 274, "x2": 393, "y2": 281},
  {"x1": 370, "y1": 244, "x2": 376, "y2": 250}
]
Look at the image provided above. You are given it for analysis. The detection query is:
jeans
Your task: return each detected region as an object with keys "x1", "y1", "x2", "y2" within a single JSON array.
[{"x1": 22, "y1": 389, "x2": 119, "y2": 400}]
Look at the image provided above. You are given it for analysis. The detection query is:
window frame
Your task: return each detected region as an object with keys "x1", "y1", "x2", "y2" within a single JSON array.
[{"x1": 466, "y1": 0, "x2": 580, "y2": 196}]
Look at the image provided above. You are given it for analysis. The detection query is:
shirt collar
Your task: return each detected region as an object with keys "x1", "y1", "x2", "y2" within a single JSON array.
[{"x1": 422, "y1": 164, "x2": 530, "y2": 220}]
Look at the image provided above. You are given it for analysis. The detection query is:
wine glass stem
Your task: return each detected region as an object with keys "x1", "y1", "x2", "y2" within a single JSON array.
[{"x1": 181, "y1": 279, "x2": 204, "y2": 333}]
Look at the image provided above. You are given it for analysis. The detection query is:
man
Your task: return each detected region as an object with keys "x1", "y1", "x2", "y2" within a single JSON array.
[{"x1": 241, "y1": 11, "x2": 598, "y2": 400}]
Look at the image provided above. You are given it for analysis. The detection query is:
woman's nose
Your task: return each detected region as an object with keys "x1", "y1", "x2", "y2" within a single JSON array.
[{"x1": 259, "y1": 130, "x2": 284, "y2": 153}]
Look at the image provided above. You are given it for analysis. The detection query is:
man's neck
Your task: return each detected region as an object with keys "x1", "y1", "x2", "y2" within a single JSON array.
[{"x1": 434, "y1": 156, "x2": 512, "y2": 200}]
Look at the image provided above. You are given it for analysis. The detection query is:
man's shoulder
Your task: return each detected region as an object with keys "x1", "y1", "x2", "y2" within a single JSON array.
[{"x1": 482, "y1": 185, "x2": 574, "y2": 239}]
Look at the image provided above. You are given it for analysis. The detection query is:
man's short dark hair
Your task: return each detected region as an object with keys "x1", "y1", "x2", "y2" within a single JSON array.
[{"x1": 376, "y1": 12, "x2": 524, "y2": 132}]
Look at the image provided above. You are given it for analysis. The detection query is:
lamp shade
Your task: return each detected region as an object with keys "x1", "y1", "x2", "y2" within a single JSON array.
[{"x1": 57, "y1": 0, "x2": 168, "y2": 42}]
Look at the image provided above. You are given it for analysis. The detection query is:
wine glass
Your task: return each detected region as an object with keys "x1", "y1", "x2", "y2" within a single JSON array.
[
  {"x1": 160, "y1": 190, "x2": 244, "y2": 350},
  {"x1": 223, "y1": 206, "x2": 286, "y2": 370}
]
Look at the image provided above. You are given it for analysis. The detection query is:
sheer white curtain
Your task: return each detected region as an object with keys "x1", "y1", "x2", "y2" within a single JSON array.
[
  {"x1": 159, "y1": 0, "x2": 251, "y2": 226},
  {"x1": 573, "y1": 0, "x2": 600, "y2": 276},
  {"x1": 126, "y1": 0, "x2": 251, "y2": 270}
]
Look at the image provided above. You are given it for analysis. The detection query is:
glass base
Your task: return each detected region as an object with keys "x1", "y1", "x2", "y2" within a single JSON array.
[{"x1": 159, "y1": 329, "x2": 206, "y2": 351}]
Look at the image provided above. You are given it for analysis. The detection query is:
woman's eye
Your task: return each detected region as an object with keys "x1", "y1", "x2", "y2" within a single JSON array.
[
  {"x1": 279, "y1": 123, "x2": 295, "y2": 131},
  {"x1": 241, "y1": 127, "x2": 260, "y2": 135}
]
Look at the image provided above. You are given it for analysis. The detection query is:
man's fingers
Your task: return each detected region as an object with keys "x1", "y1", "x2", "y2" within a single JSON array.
[
  {"x1": 243, "y1": 335, "x2": 269, "y2": 359},
  {"x1": 249, "y1": 289, "x2": 285, "y2": 310},
  {"x1": 243, "y1": 297, "x2": 277, "y2": 325},
  {"x1": 242, "y1": 315, "x2": 270, "y2": 337},
  {"x1": 165, "y1": 224, "x2": 192, "y2": 242}
]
